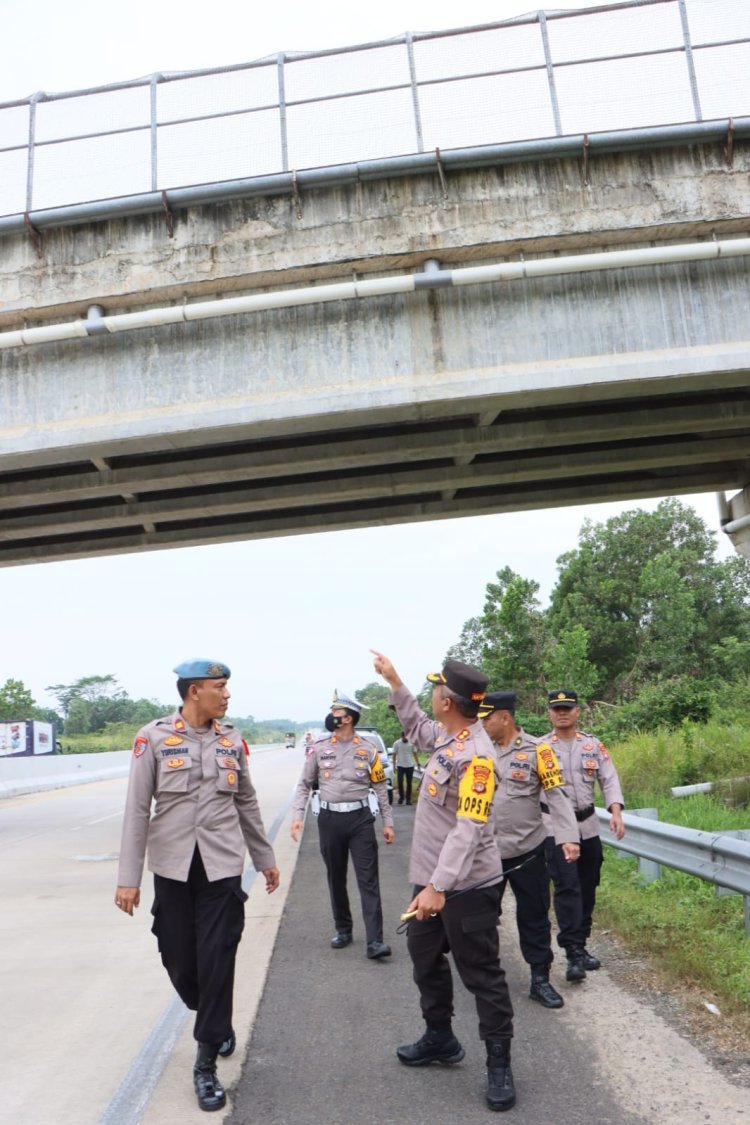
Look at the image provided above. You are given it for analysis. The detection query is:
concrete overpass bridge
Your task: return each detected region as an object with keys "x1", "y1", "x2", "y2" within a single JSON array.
[{"x1": 1, "y1": 0, "x2": 750, "y2": 566}]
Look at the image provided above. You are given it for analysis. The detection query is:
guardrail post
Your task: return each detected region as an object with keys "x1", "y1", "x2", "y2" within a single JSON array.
[
  {"x1": 630, "y1": 808, "x2": 661, "y2": 883},
  {"x1": 715, "y1": 830, "x2": 750, "y2": 936}
]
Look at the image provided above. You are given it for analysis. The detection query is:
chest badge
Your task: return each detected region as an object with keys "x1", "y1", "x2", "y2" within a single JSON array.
[
  {"x1": 427, "y1": 782, "x2": 438, "y2": 797},
  {"x1": 164, "y1": 735, "x2": 184, "y2": 746},
  {"x1": 227, "y1": 771, "x2": 237, "y2": 786},
  {"x1": 167, "y1": 758, "x2": 185, "y2": 768},
  {"x1": 223, "y1": 757, "x2": 238, "y2": 769},
  {"x1": 219, "y1": 737, "x2": 234, "y2": 748}
]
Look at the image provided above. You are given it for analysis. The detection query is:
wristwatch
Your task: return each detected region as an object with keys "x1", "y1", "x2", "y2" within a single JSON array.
[{"x1": 430, "y1": 882, "x2": 446, "y2": 894}]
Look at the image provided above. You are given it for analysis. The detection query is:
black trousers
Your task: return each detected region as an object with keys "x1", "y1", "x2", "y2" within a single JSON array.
[
  {"x1": 407, "y1": 882, "x2": 513, "y2": 1041},
  {"x1": 152, "y1": 847, "x2": 247, "y2": 1044},
  {"x1": 545, "y1": 834, "x2": 604, "y2": 952},
  {"x1": 397, "y1": 766, "x2": 415, "y2": 803},
  {"x1": 498, "y1": 845, "x2": 553, "y2": 966},
  {"x1": 317, "y1": 807, "x2": 383, "y2": 943}
]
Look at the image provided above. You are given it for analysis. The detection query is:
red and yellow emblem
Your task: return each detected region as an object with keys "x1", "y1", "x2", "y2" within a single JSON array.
[
  {"x1": 174, "y1": 718, "x2": 186, "y2": 732},
  {"x1": 457, "y1": 756, "x2": 495, "y2": 822},
  {"x1": 223, "y1": 757, "x2": 238, "y2": 769},
  {"x1": 133, "y1": 736, "x2": 148, "y2": 758},
  {"x1": 167, "y1": 757, "x2": 185, "y2": 768},
  {"x1": 537, "y1": 743, "x2": 563, "y2": 790},
  {"x1": 164, "y1": 735, "x2": 183, "y2": 746},
  {"x1": 219, "y1": 737, "x2": 234, "y2": 748}
]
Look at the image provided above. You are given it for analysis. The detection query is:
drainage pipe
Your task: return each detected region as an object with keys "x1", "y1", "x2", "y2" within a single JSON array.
[
  {"x1": 1, "y1": 234, "x2": 750, "y2": 351},
  {"x1": 1, "y1": 116, "x2": 748, "y2": 238}
]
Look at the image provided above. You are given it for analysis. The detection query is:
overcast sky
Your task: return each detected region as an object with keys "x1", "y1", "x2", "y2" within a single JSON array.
[{"x1": 0, "y1": 1, "x2": 740, "y2": 721}]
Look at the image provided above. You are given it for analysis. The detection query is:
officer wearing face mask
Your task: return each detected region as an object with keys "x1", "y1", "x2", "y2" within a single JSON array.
[{"x1": 290, "y1": 690, "x2": 395, "y2": 959}]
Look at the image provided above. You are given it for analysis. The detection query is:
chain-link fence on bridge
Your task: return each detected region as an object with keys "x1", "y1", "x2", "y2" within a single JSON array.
[{"x1": 0, "y1": 0, "x2": 748, "y2": 218}]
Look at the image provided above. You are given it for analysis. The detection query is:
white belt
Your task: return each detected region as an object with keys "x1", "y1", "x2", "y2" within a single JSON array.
[{"x1": 319, "y1": 799, "x2": 369, "y2": 812}]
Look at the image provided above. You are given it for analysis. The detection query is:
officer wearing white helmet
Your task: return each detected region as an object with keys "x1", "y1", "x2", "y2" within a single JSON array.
[
  {"x1": 114, "y1": 659, "x2": 279, "y2": 1113},
  {"x1": 290, "y1": 690, "x2": 395, "y2": 959}
]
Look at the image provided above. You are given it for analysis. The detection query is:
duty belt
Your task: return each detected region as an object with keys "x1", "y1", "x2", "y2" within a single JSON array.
[
  {"x1": 319, "y1": 799, "x2": 369, "y2": 812},
  {"x1": 539, "y1": 801, "x2": 595, "y2": 822}
]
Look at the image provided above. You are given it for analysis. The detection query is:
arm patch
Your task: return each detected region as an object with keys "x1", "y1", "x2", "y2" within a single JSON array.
[
  {"x1": 370, "y1": 756, "x2": 386, "y2": 784},
  {"x1": 456, "y1": 756, "x2": 495, "y2": 822},
  {"x1": 536, "y1": 742, "x2": 564, "y2": 790}
]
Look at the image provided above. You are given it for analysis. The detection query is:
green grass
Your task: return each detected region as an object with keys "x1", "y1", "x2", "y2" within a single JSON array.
[{"x1": 596, "y1": 793, "x2": 750, "y2": 1015}]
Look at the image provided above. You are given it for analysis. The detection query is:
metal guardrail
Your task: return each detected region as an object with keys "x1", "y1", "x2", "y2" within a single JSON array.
[
  {"x1": 596, "y1": 807, "x2": 750, "y2": 933},
  {"x1": 0, "y1": 0, "x2": 748, "y2": 219}
]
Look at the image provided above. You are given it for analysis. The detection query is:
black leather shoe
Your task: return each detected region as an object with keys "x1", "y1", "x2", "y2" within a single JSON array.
[
  {"x1": 486, "y1": 1039, "x2": 516, "y2": 1112},
  {"x1": 366, "y1": 940, "x2": 392, "y2": 959},
  {"x1": 330, "y1": 931, "x2": 353, "y2": 949},
  {"x1": 529, "y1": 966, "x2": 564, "y2": 1009},
  {"x1": 194, "y1": 1043, "x2": 226, "y2": 1112},
  {"x1": 397, "y1": 1029, "x2": 465, "y2": 1066},
  {"x1": 583, "y1": 948, "x2": 601, "y2": 971},
  {"x1": 565, "y1": 949, "x2": 587, "y2": 982},
  {"x1": 217, "y1": 1029, "x2": 235, "y2": 1058}
]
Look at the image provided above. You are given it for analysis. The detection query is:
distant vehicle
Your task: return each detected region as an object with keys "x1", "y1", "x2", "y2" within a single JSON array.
[
  {"x1": 358, "y1": 726, "x2": 393, "y2": 805},
  {"x1": 285, "y1": 732, "x2": 296, "y2": 748}
]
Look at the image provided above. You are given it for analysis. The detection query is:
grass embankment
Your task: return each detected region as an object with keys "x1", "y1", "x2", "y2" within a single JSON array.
[{"x1": 595, "y1": 721, "x2": 750, "y2": 1022}]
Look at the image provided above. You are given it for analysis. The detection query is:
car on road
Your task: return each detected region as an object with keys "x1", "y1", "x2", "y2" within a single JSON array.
[{"x1": 358, "y1": 726, "x2": 393, "y2": 804}]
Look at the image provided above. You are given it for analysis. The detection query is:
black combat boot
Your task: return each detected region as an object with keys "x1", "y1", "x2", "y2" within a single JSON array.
[
  {"x1": 486, "y1": 1039, "x2": 516, "y2": 1112},
  {"x1": 217, "y1": 1027, "x2": 236, "y2": 1058},
  {"x1": 565, "y1": 948, "x2": 587, "y2": 982},
  {"x1": 193, "y1": 1042, "x2": 226, "y2": 1112},
  {"x1": 529, "y1": 964, "x2": 564, "y2": 1009},
  {"x1": 330, "y1": 931, "x2": 353, "y2": 949},
  {"x1": 396, "y1": 1027, "x2": 465, "y2": 1066},
  {"x1": 582, "y1": 948, "x2": 601, "y2": 971}
]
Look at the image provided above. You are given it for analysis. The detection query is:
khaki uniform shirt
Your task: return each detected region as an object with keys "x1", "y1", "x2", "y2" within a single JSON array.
[
  {"x1": 492, "y1": 729, "x2": 579, "y2": 858},
  {"x1": 390, "y1": 685, "x2": 502, "y2": 893},
  {"x1": 540, "y1": 730, "x2": 625, "y2": 842},
  {"x1": 292, "y1": 731, "x2": 393, "y2": 826},
  {"x1": 117, "y1": 711, "x2": 276, "y2": 886}
]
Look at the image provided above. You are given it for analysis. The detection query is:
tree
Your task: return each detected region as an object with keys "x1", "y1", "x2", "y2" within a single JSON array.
[
  {"x1": 0, "y1": 678, "x2": 36, "y2": 720},
  {"x1": 541, "y1": 624, "x2": 598, "y2": 703},
  {"x1": 355, "y1": 682, "x2": 401, "y2": 747},
  {"x1": 445, "y1": 616, "x2": 487, "y2": 668},
  {"x1": 480, "y1": 567, "x2": 551, "y2": 709},
  {"x1": 549, "y1": 498, "x2": 750, "y2": 699}
]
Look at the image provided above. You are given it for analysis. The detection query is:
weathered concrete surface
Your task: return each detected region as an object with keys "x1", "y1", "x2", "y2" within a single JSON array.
[
  {"x1": 1, "y1": 138, "x2": 749, "y2": 566},
  {"x1": 1, "y1": 144, "x2": 749, "y2": 327}
]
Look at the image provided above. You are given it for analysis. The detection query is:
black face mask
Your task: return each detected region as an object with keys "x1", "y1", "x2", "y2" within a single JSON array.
[{"x1": 325, "y1": 712, "x2": 344, "y2": 732}]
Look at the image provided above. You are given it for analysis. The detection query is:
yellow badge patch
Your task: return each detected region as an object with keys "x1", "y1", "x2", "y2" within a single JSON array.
[
  {"x1": 167, "y1": 758, "x2": 185, "y2": 768},
  {"x1": 164, "y1": 735, "x2": 183, "y2": 746},
  {"x1": 427, "y1": 782, "x2": 438, "y2": 797},
  {"x1": 536, "y1": 743, "x2": 564, "y2": 791},
  {"x1": 514, "y1": 752, "x2": 528, "y2": 761},
  {"x1": 370, "y1": 758, "x2": 386, "y2": 784},
  {"x1": 457, "y1": 756, "x2": 495, "y2": 822},
  {"x1": 219, "y1": 737, "x2": 234, "y2": 748},
  {"x1": 223, "y1": 757, "x2": 238, "y2": 768},
  {"x1": 174, "y1": 719, "x2": 186, "y2": 731},
  {"x1": 227, "y1": 771, "x2": 236, "y2": 786}
]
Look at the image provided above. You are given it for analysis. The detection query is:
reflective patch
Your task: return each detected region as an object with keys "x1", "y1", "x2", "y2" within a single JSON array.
[
  {"x1": 167, "y1": 758, "x2": 185, "y2": 768},
  {"x1": 370, "y1": 758, "x2": 386, "y2": 783},
  {"x1": 133, "y1": 736, "x2": 148, "y2": 758},
  {"x1": 457, "y1": 757, "x2": 495, "y2": 821},
  {"x1": 537, "y1": 743, "x2": 564, "y2": 791},
  {"x1": 164, "y1": 735, "x2": 184, "y2": 746},
  {"x1": 427, "y1": 782, "x2": 438, "y2": 797}
]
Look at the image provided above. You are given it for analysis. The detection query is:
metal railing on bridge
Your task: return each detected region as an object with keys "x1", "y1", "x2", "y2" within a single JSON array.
[
  {"x1": 596, "y1": 807, "x2": 750, "y2": 934},
  {"x1": 1, "y1": 0, "x2": 749, "y2": 221}
]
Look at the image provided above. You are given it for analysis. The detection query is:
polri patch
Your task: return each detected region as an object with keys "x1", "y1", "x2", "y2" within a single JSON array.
[{"x1": 133, "y1": 736, "x2": 148, "y2": 758}]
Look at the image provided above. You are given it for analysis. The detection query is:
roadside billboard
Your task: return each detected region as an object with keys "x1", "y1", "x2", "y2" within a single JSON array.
[{"x1": 0, "y1": 721, "x2": 57, "y2": 756}]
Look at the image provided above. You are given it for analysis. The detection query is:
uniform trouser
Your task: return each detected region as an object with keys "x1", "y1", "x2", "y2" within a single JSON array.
[
  {"x1": 407, "y1": 882, "x2": 514, "y2": 1041},
  {"x1": 152, "y1": 847, "x2": 247, "y2": 1044},
  {"x1": 545, "y1": 833, "x2": 604, "y2": 952},
  {"x1": 317, "y1": 807, "x2": 383, "y2": 943},
  {"x1": 498, "y1": 845, "x2": 554, "y2": 966},
  {"x1": 397, "y1": 766, "x2": 415, "y2": 803}
]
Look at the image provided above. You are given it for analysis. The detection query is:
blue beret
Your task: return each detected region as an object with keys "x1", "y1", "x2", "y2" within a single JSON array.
[{"x1": 173, "y1": 659, "x2": 231, "y2": 680}]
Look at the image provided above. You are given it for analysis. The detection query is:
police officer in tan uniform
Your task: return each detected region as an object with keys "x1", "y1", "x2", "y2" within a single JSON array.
[
  {"x1": 114, "y1": 659, "x2": 279, "y2": 1114},
  {"x1": 480, "y1": 691, "x2": 579, "y2": 1010},
  {"x1": 291, "y1": 691, "x2": 394, "y2": 959},
  {"x1": 543, "y1": 690, "x2": 625, "y2": 982},
  {"x1": 372, "y1": 652, "x2": 516, "y2": 1114}
]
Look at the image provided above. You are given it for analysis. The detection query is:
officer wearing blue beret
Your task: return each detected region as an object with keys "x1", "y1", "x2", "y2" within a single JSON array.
[{"x1": 115, "y1": 659, "x2": 279, "y2": 1112}]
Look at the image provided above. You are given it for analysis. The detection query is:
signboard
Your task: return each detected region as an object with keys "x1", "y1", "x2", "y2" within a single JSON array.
[{"x1": 0, "y1": 721, "x2": 56, "y2": 756}]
